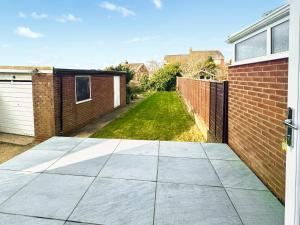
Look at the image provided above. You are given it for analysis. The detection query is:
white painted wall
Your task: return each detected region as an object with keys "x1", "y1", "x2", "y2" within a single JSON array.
[{"x1": 0, "y1": 81, "x2": 35, "y2": 136}]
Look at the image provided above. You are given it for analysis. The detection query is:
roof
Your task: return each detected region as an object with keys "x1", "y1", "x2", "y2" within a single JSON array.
[
  {"x1": 126, "y1": 63, "x2": 145, "y2": 71},
  {"x1": 164, "y1": 50, "x2": 224, "y2": 64},
  {"x1": 227, "y1": 4, "x2": 289, "y2": 43}
]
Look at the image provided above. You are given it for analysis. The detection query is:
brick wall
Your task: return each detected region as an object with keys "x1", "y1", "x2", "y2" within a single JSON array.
[
  {"x1": 228, "y1": 58, "x2": 288, "y2": 202},
  {"x1": 56, "y1": 74, "x2": 126, "y2": 134},
  {"x1": 32, "y1": 73, "x2": 56, "y2": 141}
]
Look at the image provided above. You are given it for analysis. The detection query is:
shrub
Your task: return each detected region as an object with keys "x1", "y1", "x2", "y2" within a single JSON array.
[
  {"x1": 140, "y1": 74, "x2": 151, "y2": 91},
  {"x1": 150, "y1": 64, "x2": 182, "y2": 91}
]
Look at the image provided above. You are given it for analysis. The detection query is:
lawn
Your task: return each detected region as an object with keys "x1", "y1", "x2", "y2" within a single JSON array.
[{"x1": 92, "y1": 91, "x2": 204, "y2": 142}]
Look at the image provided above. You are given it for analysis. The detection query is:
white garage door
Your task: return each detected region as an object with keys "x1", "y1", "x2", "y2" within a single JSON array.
[{"x1": 0, "y1": 81, "x2": 35, "y2": 136}]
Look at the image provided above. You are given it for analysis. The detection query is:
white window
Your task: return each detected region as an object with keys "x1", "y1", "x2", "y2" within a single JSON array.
[
  {"x1": 75, "y1": 76, "x2": 91, "y2": 103},
  {"x1": 272, "y1": 21, "x2": 289, "y2": 54},
  {"x1": 235, "y1": 31, "x2": 267, "y2": 61}
]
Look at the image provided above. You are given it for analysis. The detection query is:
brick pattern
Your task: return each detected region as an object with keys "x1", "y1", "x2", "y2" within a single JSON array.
[
  {"x1": 32, "y1": 73, "x2": 56, "y2": 141},
  {"x1": 56, "y1": 74, "x2": 126, "y2": 134},
  {"x1": 228, "y1": 58, "x2": 288, "y2": 202}
]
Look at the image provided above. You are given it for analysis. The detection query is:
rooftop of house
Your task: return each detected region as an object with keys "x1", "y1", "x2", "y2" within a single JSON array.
[
  {"x1": 164, "y1": 49, "x2": 224, "y2": 63},
  {"x1": 123, "y1": 62, "x2": 148, "y2": 73}
]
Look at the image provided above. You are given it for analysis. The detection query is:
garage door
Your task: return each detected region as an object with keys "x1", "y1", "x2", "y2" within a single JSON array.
[{"x1": 0, "y1": 81, "x2": 35, "y2": 136}]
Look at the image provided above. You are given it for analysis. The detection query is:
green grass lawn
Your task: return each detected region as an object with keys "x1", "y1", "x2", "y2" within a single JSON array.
[{"x1": 92, "y1": 91, "x2": 204, "y2": 142}]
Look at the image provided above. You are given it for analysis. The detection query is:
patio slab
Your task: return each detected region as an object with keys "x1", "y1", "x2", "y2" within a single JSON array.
[
  {"x1": 0, "y1": 170, "x2": 39, "y2": 205},
  {"x1": 0, "y1": 173, "x2": 93, "y2": 220},
  {"x1": 99, "y1": 154, "x2": 158, "y2": 181},
  {"x1": 211, "y1": 160, "x2": 268, "y2": 190},
  {"x1": 158, "y1": 157, "x2": 221, "y2": 186},
  {"x1": 202, "y1": 143, "x2": 240, "y2": 160},
  {"x1": 0, "y1": 150, "x2": 65, "y2": 172},
  {"x1": 0, "y1": 137, "x2": 284, "y2": 224},
  {"x1": 226, "y1": 188, "x2": 284, "y2": 225},
  {"x1": 31, "y1": 137, "x2": 85, "y2": 152},
  {"x1": 159, "y1": 141, "x2": 206, "y2": 158},
  {"x1": 70, "y1": 177, "x2": 156, "y2": 225},
  {"x1": 114, "y1": 139, "x2": 159, "y2": 156},
  {"x1": 0, "y1": 213, "x2": 65, "y2": 225},
  {"x1": 154, "y1": 183, "x2": 242, "y2": 225}
]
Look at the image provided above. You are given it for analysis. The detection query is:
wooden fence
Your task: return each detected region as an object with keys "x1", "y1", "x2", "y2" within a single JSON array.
[{"x1": 177, "y1": 77, "x2": 228, "y2": 143}]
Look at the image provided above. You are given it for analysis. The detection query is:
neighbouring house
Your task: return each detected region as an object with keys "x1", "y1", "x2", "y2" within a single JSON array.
[
  {"x1": 123, "y1": 61, "x2": 149, "y2": 84},
  {"x1": 164, "y1": 48, "x2": 225, "y2": 67},
  {"x1": 227, "y1": 4, "x2": 289, "y2": 202},
  {"x1": 0, "y1": 66, "x2": 126, "y2": 141}
]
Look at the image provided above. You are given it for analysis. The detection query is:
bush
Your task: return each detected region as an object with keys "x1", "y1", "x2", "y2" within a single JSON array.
[
  {"x1": 150, "y1": 64, "x2": 182, "y2": 91},
  {"x1": 140, "y1": 74, "x2": 151, "y2": 91}
]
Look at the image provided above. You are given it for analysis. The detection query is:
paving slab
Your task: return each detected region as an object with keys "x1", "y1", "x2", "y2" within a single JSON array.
[
  {"x1": 0, "y1": 170, "x2": 39, "y2": 205},
  {"x1": 158, "y1": 157, "x2": 221, "y2": 186},
  {"x1": 0, "y1": 213, "x2": 65, "y2": 225},
  {"x1": 114, "y1": 139, "x2": 159, "y2": 156},
  {"x1": 159, "y1": 141, "x2": 206, "y2": 158},
  {"x1": 202, "y1": 143, "x2": 240, "y2": 160},
  {"x1": 0, "y1": 173, "x2": 93, "y2": 220},
  {"x1": 0, "y1": 150, "x2": 65, "y2": 172},
  {"x1": 99, "y1": 154, "x2": 157, "y2": 181},
  {"x1": 31, "y1": 137, "x2": 85, "y2": 152},
  {"x1": 226, "y1": 188, "x2": 284, "y2": 225},
  {"x1": 154, "y1": 183, "x2": 242, "y2": 225},
  {"x1": 46, "y1": 139, "x2": 118, "y2": 176},
  {"x1": 211, "y1": 159, "x2": 268, "y2": 190},
  {"x1": 70, "y1": 178, "x2": 155, "y2": 225}
]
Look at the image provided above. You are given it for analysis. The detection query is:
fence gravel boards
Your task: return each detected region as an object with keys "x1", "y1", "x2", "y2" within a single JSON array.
[{"x1": 177, "y1": 77, "x2": 228, "y2": 143}]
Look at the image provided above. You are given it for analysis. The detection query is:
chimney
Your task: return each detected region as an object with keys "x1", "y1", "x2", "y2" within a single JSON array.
[{"x1": 189, "y1": 47, "x2": 193, "y2": 54}]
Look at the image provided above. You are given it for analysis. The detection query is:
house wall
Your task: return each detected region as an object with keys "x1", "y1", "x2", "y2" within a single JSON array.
[
  {"x1": 32, "y1": 72, "x2": 57, "y2": 141},
  {"x1": 228, "y1": 58, "x2": 288, "y2": 202},
  {"x1": 55, "y1": 74, "x2": 126, "y2": 135}
]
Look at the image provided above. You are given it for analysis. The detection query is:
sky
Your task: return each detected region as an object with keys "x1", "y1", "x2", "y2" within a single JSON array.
[{"x1": 0, "y1": 0, "x2": 287, "y2": 69}]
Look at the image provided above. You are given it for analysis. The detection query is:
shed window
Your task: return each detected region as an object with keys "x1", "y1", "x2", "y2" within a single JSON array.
[
  {"x1": 235, "y1": 31, "x2": 267, "y2": 61},
  {"x1": 75, "y1": 76, "x2": 91, "y2": 103},
  {"x1": 272, "y1": 21, "x2": 289, "y2": 54}
]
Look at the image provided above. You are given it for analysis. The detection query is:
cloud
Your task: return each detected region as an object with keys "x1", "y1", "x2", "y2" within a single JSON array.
[
  {"x1": 31, "y1": 12, "x2": 48, "y2": 19},
  {"x1": 15, "y1": 27, "x2": 43, "y2": 38},
  {"x1": 56, "y1": 14, "x2": 82, "y2": 23},
  {"x1": 0, "y1": 44, "x2": 10, "y2": 48},
  {"x1": 18, "y1": 12, "x2": 27, "y2": 18},
  {"x1": 123, "y1": 36, "x2": 159, "y2": 44},
  {"x1": 99, "y1": 1, "x2": 135, "y2": 17},
  {"x1": 153, "y1": 0, "x2": 162, "y2": 9}
]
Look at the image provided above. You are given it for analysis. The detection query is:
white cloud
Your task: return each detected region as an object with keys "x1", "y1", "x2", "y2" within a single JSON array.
[
  {"x1": 1, "y1": 44, "x2": 10, "y2": 48},
  {"x1": 56, "y1": 14, "x2": 82, "y2": 23},
  {"x1": 123, "y1": 36, "x2": 158, "y2": 44},
  {"x1": 31, "y1": 12, "x2": 48, "y2": 19},
  {"x1": 99, "y1": 1, "x2": 135, "y2": 17},
  {"x1": 15, "y1": 27, "x2": 43, "y2": 38},
  {"x1": 153, "y1": 0, "x2": 162, "y2": 9},
  {"x1": 18, "y1": 12, "x2": 27, "y2": 18}
]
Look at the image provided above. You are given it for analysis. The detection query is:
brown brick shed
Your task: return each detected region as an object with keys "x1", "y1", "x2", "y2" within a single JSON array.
[{"x1": 0, "y1": 66, "x2": 126, "y2": 141}]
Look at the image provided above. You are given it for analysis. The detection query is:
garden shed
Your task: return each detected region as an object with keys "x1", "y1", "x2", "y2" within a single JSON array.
[{"x1": 0, "y1": 66, "x2": 126, "y2": 141}]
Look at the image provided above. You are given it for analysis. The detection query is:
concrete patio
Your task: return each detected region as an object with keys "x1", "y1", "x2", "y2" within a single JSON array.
[{"x1": 0, "y1": 137, "x2": 284, "y2": 225}]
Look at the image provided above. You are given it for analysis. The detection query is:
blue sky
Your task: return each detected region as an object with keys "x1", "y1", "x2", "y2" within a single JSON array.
[{"x1": 0, "y1": 0, "x2": 287, "y2": 69}]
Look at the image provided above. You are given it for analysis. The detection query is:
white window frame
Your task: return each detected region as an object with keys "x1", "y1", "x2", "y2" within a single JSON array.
[
  {"x1": 232, "y1": 17, "x2": 289, "y2": 66},
  {"x1": 75, "y1": 75, "x2": 92, "y2": 104}
]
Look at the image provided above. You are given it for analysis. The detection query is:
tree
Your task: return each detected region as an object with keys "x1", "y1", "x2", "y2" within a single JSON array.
[
  {"x1": 106, "y1": 64, "x2": 134, "y2": 84},
  {"x1": 150, "y1": 64, "x2": 182, "y2": 91},
  {"x1": 198, "y1": 56, "x2": 217, "y2": 79}
]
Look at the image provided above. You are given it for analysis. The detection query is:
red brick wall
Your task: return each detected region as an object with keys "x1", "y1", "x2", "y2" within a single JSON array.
[
  {"x1": 228, "y1": 58, "x2": 288, "y2": 202},
  {"x1": 32, "y1": 73, "x2": 56, "y2": 141},
  {"x1": 55, "y1": 74, "x2": 126, "y2": 134},
  {"x1": 177, "y1": 77, "x2": 210, "y2": 139}
]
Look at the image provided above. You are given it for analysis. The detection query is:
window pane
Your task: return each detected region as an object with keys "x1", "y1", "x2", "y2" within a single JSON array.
[
  {"x1": 272, "y1": 21, "x2": 289, "y2": 54},
  {"x1": 76, "y1": 76, "x2": 90, "y2": 102},
  {"x1": 235, "y1": 31, "x2": 267, "y2": 61}
]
